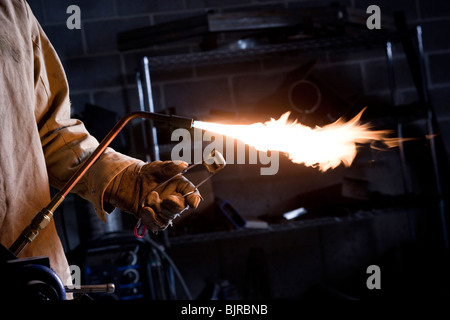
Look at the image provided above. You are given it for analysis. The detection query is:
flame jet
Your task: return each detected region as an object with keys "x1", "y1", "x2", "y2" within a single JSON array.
[{"x1": 193, "y1": 109, "x2": 394, "y2": 172}]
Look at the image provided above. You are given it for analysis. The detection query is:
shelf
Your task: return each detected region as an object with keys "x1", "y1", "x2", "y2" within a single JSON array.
[
  {"x1": 167, "y1": 207, "x2": 404, "y2": 245},
  {"x1": 144, "y1": 31, "x2": 391, "y2": 71}
]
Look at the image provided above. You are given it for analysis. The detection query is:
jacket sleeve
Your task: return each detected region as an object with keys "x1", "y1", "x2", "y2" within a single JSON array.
[{"x1": 30, "y1": 10, "x2": 138, "y2": 222}]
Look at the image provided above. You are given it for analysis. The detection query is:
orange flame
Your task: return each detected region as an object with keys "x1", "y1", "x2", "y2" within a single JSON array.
[{"x1": 192, "y1": 109, "x2": 394, "y2": 171}]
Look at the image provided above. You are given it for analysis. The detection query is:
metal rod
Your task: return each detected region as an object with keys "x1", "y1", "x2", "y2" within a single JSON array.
[
  {"x1": 397, "y1": 122, "x2": 416, "y2": 242},
  {"x1": 385, "y1": 40, "x2": 416, "y2": 241},
  {"x1": 65, "y1": 283, "x2": 115, "y2": 294},
  {"x1": 385, "y1": 41, "x2": 397, "y2": 106},
  {"x1": 416, "y1": 26, "x2": 429, "y2": 104},
  {"x1": 10, "y1": 112, "x2": 193, "y2": 256},
  {"x1": 416, "y1": 25, "x2": 449, "y2": 249},
  {"x1": 142, "y1": 57, "x2": 160, "y2": 161},
  {"x1": 136, "y1": 71, "x2": 151, "y2": 163}
]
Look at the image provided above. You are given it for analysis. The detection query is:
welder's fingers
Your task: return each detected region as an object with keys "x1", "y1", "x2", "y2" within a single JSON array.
[
  {"x1": 160, "y1": 175, "x2": 202, "y2": 209},
  {"x1": 141, "y1": 206, "x2": 167, "y2": 232},
  {"x1": 141, "y1": 190, "x2": 162, "y2": 211},
  {"x1": 139, "y1": 173, "x2": 202, "y2": 232},
  {"x1": 140, "y1": 191, "x2": 185, "y2": 231},
  {"x1": 141, "y1": 160, "x2": 189, "y2": 182},
  {"x1": 185, "y1": 190, "x2": 202, "y2": 209},
  {"x1": 140, "y1": 191, "x2": 172, "y2": 231},
  {"x1": 161, "y1": 195, "x2": 186, "y2": 214}
]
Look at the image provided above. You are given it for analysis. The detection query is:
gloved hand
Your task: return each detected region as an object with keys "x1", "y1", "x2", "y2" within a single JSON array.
[{"x1": 104, "y1": 160, "x2": 201, "y2": 232}]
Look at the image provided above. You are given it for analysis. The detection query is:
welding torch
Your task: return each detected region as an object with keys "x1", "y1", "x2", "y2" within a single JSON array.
[{"x1": 9, "y1": 112, "x2": 194, "y2": 257}]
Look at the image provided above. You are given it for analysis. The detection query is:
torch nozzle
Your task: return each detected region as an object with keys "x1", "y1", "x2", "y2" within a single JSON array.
[
  {"x1": 129, "y1": 112, "x2": 193, "y2": 129},
  {"x1": 166, "y1": 114, "x2": 193, "y2": 129}
]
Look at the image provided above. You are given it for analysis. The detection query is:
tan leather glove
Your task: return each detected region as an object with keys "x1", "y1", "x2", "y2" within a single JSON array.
[{"x1": 104, "y1": 160, "x2": 201, "y2": 232}]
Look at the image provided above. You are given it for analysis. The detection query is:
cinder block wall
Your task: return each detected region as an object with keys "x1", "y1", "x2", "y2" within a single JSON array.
[
  {"x1": 26, "y1": 0, "x2": 450, "y2": 298},
  {"x1": 27, "y1": 0, "x2": 450, "y2": 131},
  {"x1": 27, "y1": 0, "x2": 450, "y2": 221}
]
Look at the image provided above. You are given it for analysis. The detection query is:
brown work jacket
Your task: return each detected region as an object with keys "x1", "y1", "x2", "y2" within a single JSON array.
[{"x1": 0, "y1": 0, "x2": 137, "y2": 286}]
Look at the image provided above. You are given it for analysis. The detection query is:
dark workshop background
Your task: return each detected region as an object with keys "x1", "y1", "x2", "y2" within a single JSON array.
[{"x1": 28, "y1": 0, "x2": 450, "y2": 299}]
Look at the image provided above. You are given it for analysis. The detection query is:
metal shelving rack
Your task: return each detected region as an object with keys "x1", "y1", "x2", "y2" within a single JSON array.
[
  {"x1": 130, "y1": 11, "x2": 450, "y2": 250},
  {"x1": 142, "y1": 32, "x2": 391, "y2": 71}
]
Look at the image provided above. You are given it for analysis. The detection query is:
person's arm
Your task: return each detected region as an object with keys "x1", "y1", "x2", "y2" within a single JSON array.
[
  {"x1": 30, "y1": 7, "x2": 200, "y2": 228},
  {"x1": 30, "y1": 11, "x2": 138, "y2": 221}
]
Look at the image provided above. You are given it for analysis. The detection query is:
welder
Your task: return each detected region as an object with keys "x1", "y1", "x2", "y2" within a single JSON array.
[{"x1": 0, "y1": 0, "x2": 201, "y2": 288}]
